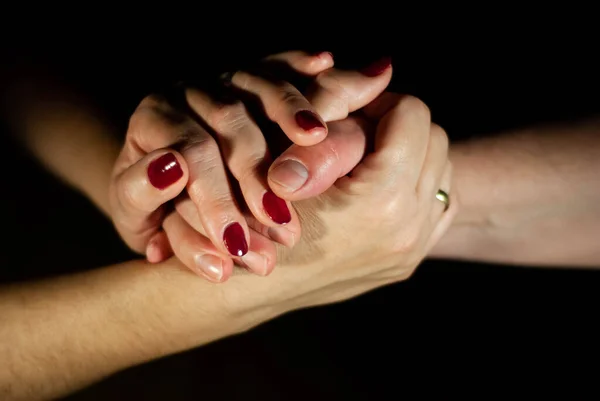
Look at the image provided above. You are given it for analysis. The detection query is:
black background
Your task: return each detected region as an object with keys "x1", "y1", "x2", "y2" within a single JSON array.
[{"x1": 2, "y1": 25, "x2": 599, "y2": 399}]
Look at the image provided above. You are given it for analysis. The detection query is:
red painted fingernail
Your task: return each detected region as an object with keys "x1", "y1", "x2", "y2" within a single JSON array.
[
  {"x1": 295, "y1": 110, "x2": 325, "y2": 132},
  {"x1": 262, "y1": 191, "x2": 291, "y2": 224},
  {"x1": 312, "y1": 51, "x2": 333, "y2": 60},
  {"x1": 148, "y1": 153, "x2": 183, "y2": 190},
  {"x1": 223, "y1": 222, "x2": 248, "y2": 257},
  {"x1": 360, "y1": 56, "x2": 392, "y2": 77}
]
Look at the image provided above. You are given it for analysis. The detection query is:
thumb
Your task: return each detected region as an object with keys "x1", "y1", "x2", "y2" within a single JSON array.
[
  {"x1": 268, "y1": 117, "x2": 369, "y2": 200},
  {"x1": 307, "y1": 56, "x2": 392, "y2": 122}
]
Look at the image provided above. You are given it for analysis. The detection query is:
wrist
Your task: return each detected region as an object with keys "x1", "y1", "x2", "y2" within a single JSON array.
[
  {"x1": 143, "y1": 261, "x2": 293, "y2": 355},
  {"x1": 427, "y1": 142, "x2": 493, "y2": 259}
]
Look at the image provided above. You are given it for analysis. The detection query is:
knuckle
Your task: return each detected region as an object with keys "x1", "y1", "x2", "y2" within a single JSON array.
[
  {"x1": 236, "y1": 152, "x2": 266, "y2": 183},
  {"x1": 176, "y1": 124, "x2": 208, "y2": 146},
  {"x1": 391, "y1": 226, "x2": 422, "y2": 255},
  {"x1": 207, "y1": 101, "x2": 247, "y2": 132},
  {"x1": 399, "y1": 95, "x2": 431, "y2": 122},
  {"x1": 182, "y1": 136, "x2": 220, "y2": 166},
  {"x1": 271, "y1": 82, "x2": 304, "y2": 120},
  {"x1": 118, "y1": 178, "x2": 148, "y2": 213},
  {"x1": 127, "y1": 99, "x2": 177, "y2": 148},
  {"x1": 127, "y1": 105, "x2": 153, "y2": 133},
  {"x1": 232, "y1": 70, "x2": 253, "y2": 90},
  {"x1": 140, "y1": 94, "x2": 164, "y2": 108},
  {"x1": 276, "y1": 81, "x2": 302, "y2": 103},
  {"x1": 430, "y1": 123, "x2": 449, "y2": 154},
  {"x1": 313, "y1": 71, "x2": 350, "y2": 118}
]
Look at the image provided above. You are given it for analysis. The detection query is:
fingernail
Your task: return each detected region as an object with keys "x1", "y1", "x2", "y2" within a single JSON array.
[
  {"x1": 148, "y1": 153, "x2": 183, "y2": 189},
  {"x1": 145, "y1": 240, "x2": 161, "y2": 263},
  {"x1": 223, "y1": 222, "x2": 248, "y2": 257},
  {"x1": 295, "y1": 110, "x2": 325, "y2": 133},
  {"x1": 194, "y1": 253, "x2": 224, "y2": 281},
  {"x1": 242, "y1": 251, "x2": 269, "y2": 276},
  {"x1": 313, "y1": 51, "x2": 333, "y2": 60},
  {"x1": 262, "y1": 191, "x2": 291, "y2": 224},
  {"x1": 269, "y1": 159, "x2": 309, "y2": 192},
  {"x1": 268, "y1": 226, "x2": 296, "y2": 248},
  {"x1": 360, "y1": 56, "x2": 392, "y2": 77}
]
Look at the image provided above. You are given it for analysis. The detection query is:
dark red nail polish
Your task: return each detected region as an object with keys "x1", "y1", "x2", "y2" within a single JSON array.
[
  {"x1": 312, "y1": 51, "x2": 333, "y2": 59},
  {"x1": 360, "y1": 56, "x2": 392, "y2": 77},
  {"x1": 148, "y1": 153, "x2": 183, "y2": 190},
  {"x1": 262, "y1": 191, "x2": 291, "y2": 224},
  {"x1": 295, "y1": 110, "x2": 325, "y2": 132},
  {"x1": 223, "y1": 222, "x2": 248, "y2": 257}
]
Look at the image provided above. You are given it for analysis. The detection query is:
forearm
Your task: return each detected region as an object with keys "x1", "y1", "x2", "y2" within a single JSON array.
[
  {"x1": 2, "y1": 71, "x2": 121, "y2": 216},
  {"x1": 430, "y1": 117, "x2": 600, "y2": 266},
  {"x1": 0, "y1": 259, "x2": 282, "y2": 401}
]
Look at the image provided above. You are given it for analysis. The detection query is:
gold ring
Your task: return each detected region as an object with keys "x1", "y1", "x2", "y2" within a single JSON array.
[{"x1": 435, "y1": 189, "x2": 450, "y2": 212}]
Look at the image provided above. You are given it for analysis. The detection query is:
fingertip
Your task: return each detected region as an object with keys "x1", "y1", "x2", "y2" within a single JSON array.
[
  {"x1": 310, "y1": 51, "x2": 334, "y2": 71},
  {"x1": 294, "y1": 110, "x2": 328, "y2": 145},
  {"x1": 146, "y1": 149, "x2": 188, "y2": 190},
  {"x1": 241, "y1": 251, "x2": 272, "y2": 276},
  {"x1": 359, "y1": 56, "x2": 393, "y2": 77},
  {"x1": 192, "y1": 253, "x2": 234, "y2": 283},
  {"x1": 145, "y1": 231, "x2": 173, "y2": 263},
  {"x1": 265, "y1": 50, "x2": 334, "y2": 76},
  {"x1": 146, "y1": 242, "x2": 162, "y2": 263},
  {"x1": 267, "y1": 226, "x2": 298, "y2": 248},
  {"x1": 240, "y1": 230, "x2": 277, "y2": 276}
]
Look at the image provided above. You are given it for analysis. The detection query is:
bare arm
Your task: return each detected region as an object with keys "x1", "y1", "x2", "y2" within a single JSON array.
[
  {"x1": 0, "y1": 259, "x2": 284, "y2": 401},
  {"x1": 1, "y1": 67, "x2": 121, "y2": 216},
  {"x1": 430, "y1": 118, "x2": 600, "y2": 266}
]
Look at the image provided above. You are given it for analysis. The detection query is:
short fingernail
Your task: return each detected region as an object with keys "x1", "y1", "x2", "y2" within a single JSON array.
[
  {"x1": 148, "y1": 153, "x2": 183, "y2": 189},
  {"x1": 360, "y1": 56, "x2": 392, "y2": 77},
  {"x1": 295, "y1": 110, "x2": 325, "y2": 133},
  {"x1": 223, "y1": 222, "x2": 248, "y2": 257},
  {"x1": 194, "y1": 253, "x2": 224, "y2": 281},
  {"x1": 312, "y1": 51, "x2": 333, "y2": 60},
  {"x1": 269, "y1": 160, "x2": 308, "y2": 192},
  {"x1": 262, "y1": 191, "x2": 291, "y2": 224},
  {"x1": 242, "y1": 251, "x2": 269, "y2": 276},
  {"x1": 268, "y1": 226, "x2": 296, "y2": 248}
]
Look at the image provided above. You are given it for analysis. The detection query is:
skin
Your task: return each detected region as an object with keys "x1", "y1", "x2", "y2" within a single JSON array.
[
  {"x1": 2, "y1": 49, "x2": 599, "y2": 400},
  {"x1": 110, "y1": 51, "x2": 394, "y2": 280},
  {"x1": 429, "y1": 118, "x2": 600, "y2": 266},
  {"x1": 0, "y1": 55, "x2": 452, "y2": 400}
]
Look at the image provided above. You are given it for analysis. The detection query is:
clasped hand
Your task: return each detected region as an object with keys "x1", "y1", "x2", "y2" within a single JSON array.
[{"x1": 108, "y1": 51, "x2": 456, "y2": 293}]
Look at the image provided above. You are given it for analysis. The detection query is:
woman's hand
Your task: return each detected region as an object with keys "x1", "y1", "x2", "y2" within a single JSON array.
[
  {"x1": 108, "y1": 51, "x2": 392, "y2": 281},
  {"x1": 176, "y1": 92, "x2": 457, "y2": 311}
]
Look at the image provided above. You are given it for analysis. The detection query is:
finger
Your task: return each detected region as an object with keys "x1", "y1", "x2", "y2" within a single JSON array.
[
  {"x1": 414, "y1": 123, "x2": 451, "y2": 229},
  {"x1": 347, "y1": 93, "x2": 432, "y2": 191},
  {"x1": 264, "y1": 50, "x2": 334, "y2": 75},
  {"x1": 145, "y1": 230, "x2": 174, "y2": 263},
  {"x1": 175, "y1": 196, "x2": 277, "y2": 276},
  {"x1": 185, "y1": 89, "x2": 301, "y2": 244},
  {"x1": 416, "y1": 123, "x2": 450, "y2": 205},
  {"x1": 179, "y1": 125, "x2": 251, "y2": 258},
  {"x1": 268, "y1": 117, "x2": 369, "y2": 200},
  {"x1": 307, "y1": 57, "x2": 392, "y2": 122},
  {"x1": 230, "y1": 70, "x2": 328, "y2": 146},
  {"x1": 112, "y1": 149, "x2": 188, "y2": 253},
  {"x1": 425, "y1": 163, "x2": 456, "y2": 254},
  {"x1": 124, "y1": 94, "x2": 196, "y2": 159},
  {"x1": 163, "y1": 211, "x2": 234, "y2": 283}
]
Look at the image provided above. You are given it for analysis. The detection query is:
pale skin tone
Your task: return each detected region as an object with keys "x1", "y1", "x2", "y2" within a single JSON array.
[
  {"x1": 431, "y1": 118, "x2": 600, "y2": 266},
  {"x1": 1, "y1": 51, "x2": 599, "y2": 400},
  {"x1": 0, "y1": 53, "x2": 454, "y2": 400}
]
